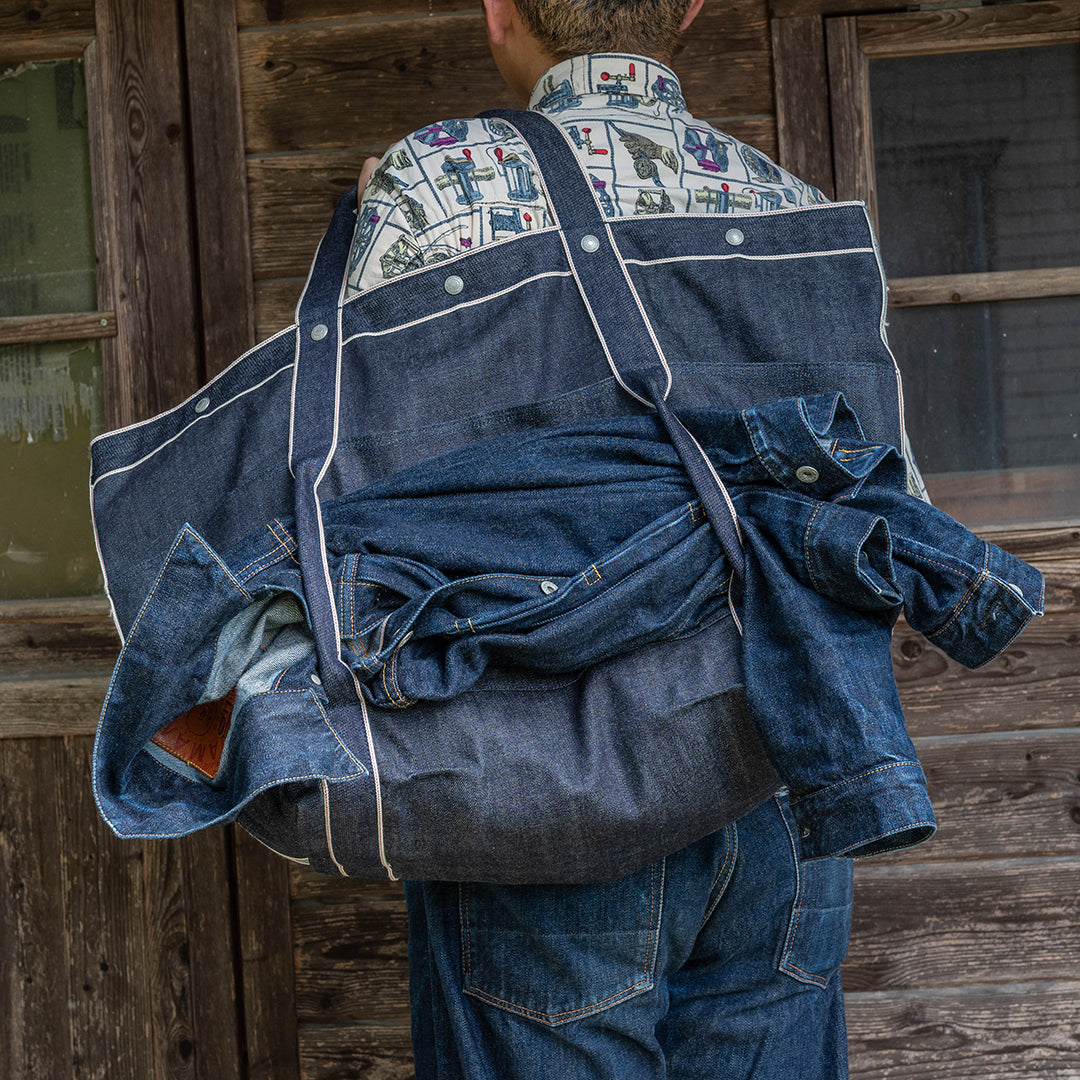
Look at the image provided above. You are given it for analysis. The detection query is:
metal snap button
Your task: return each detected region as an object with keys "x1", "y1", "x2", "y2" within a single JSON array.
[
  {"x1": 796, "y1": 465, "x2": 820, "y2": 484},
  {"x1": 725, "y1": 227, "x2": 745, "y2": 246},
  {"x1": 310, "y1": 323, "x2": 329, "y2": 341},
  {"x1": 443, "y1": 275, "x2": 464, "y2": 295},
  {"x1": 580, "y1": 234, "x2": 601, "y2": 253},
  {"x1": 540, "y1": 580, "x2": 559, "y2": 595},
  {"x1": 194, "y1": 397, "x2": 210, "y2": 414},
  {"x1": 310, "y1": 673, "x2": 322, "y2": 685}
]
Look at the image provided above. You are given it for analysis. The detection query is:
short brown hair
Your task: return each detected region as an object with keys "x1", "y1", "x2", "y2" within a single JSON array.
[{"x1": 514, "y1": 0, "x2": 694, "y2": 63}]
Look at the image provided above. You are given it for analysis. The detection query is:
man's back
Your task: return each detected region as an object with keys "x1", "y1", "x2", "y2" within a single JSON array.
[{"x1": 346, "y1": 53, "x2": 824, "y2": 295}]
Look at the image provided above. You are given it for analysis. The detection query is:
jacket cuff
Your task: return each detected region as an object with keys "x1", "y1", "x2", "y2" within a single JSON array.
[
  {"x1": 924, "y1": 542, "x2": 1044, "y2": 669},
  {"x1": 788, "y1": 761, "x2": 937, "y2": 860}
]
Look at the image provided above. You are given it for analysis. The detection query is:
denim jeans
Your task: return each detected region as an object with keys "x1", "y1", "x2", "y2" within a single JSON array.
[{"x1": 406, "y1": 794, "x2": 852, "y2": 1079}]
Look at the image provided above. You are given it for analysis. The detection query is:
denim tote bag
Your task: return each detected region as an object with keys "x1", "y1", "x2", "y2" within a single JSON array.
[{"x1": 90, "y1": 109, "x2": 906, "y2": 883}]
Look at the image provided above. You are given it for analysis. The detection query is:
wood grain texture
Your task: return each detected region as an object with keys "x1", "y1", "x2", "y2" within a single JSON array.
[
  {"x1": 0, "y1": 311, "x2": 118, "y2": 345},
  {"x1": 895, "y1": 613, "x2": 1080, "y2": 737},
  {"x1": 233, "y1": 826, "x2": 301, "y2": 1080},
  {"x1": 298, "y1": 1018, "x2": 414, "y2": 1080},
  {"x1": 770, "y1": 0, "x2": 896, "y2": 19},
  {"x1": 180, "y1": 830, "x2": 244, "y2": 1080},
  {"x1": 771, "y1": 14, "x2": 834, "y2": 198},
  {"x1": 0, "y1": 738, "x2": 74, "y2": 1080},
  {"x1": 825, "y1": 14, "x2": 876, "y2": 219},
  {"x1": 843, "y1": 856, "x2": 1080, "y2": 992},
  {"x1": 855, "y1": 1, "x2": 1080, "y2": 58},
  {"x1": 292, "y1": 891, "x2": 411, "y2": 1023},
  {"x1": 237, "y1": 6, "x2": 771, "y2": 155},
  {"x1": 183, "y1": 0, "x2": 257, "y2": 380},
  {"x1": 0, "y1": 0, "x2": 95, "y2": 38},
  {"x1": 236, "y1": 0, "x2": 477, "y2": 24},
  {"x1": 89, "y1": 2, "x2": 202, "y2": 427},
  {"x1": 885, "y1": 730, "x2": 1080, "y2": 864},
  {"x1": 846, "y1": 982, "x2": 1080, "y2": 1079},
  {"x1": 0, "y1": 675, "x2": 111, "y2": 738},
  {"x1": 888, "y1": 267, "x2": 1080, "y2": 308},
  {"x1": 254, "y1": 277, "x2": 303, "y2": 340},
  {"x1": 55, "y1": 736, "x2": 157, "y2": 1080}
]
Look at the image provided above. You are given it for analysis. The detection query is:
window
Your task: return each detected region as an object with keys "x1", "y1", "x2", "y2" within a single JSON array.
[
  {"x1": 773, "y1": 0, "x2": 1080, "y2": 525},
  {"x1": 0, "y1": 57, "x2": 108, "y2": 598}
]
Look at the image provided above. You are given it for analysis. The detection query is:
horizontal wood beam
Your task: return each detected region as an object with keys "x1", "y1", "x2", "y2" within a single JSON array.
[
  {"x1": 856, "y1": 1, "x2": 1080, "y2": 58},
  {"x1": 845, "y1": 855, "x2": 1080, "y2": 991},
  {"x1": 0, "y1": 312, "x2": 118, "y2": 346},
  {"x1": 846, "y1": 980, "x2": 1080, "y2": 1079},
  {"x1": 889, "y1": 267, "x2": 1080, "y2": 308}
]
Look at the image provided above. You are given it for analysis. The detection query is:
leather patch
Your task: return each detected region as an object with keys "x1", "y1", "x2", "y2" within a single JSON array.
[{"x1": 151, "y1": 688, "x2": 236, "y2": 779}]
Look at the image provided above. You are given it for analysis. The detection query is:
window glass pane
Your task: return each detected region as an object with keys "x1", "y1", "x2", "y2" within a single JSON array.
[
  {"x1": 890, "y1": 295, "x2": 1080, "y2": 525},
  {"x1": 871, "y1": 44, "x2": 1080, "y2": 278},
  {"x1": 0, "y1": 339, "x2": 104, "y2": 598},
  {"x1": 0, "y1": 58, "x2": 97, "y2": 315}
]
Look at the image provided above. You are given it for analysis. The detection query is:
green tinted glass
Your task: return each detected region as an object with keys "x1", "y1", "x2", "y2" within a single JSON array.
[
  {"x1": 1, "y1": 59, "x2": 103, "y2": 599},
  {"x1": 0, "y1": 58, "x2": 97, "y2": 315},
  {"x1": 0, "y1": 339, "x2": 104, "y2": 598}
]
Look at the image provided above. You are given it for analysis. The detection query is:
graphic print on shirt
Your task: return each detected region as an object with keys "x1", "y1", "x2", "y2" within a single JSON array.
[{"x1": 345, "y1": 54, "x2": 826, "y2": 296}]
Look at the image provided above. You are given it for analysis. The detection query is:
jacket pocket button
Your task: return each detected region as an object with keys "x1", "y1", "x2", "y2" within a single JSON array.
[
  {"x1": 580, "y1": 234, "x2": 600, "y2": 252},
  {"x1": 311, "y1": 323, "x2": 329, "y2": 340},
  {"x1": 444, "y1": 275, "x2": 464, "y2": 295},
  {"x1": 796, "y1": 466, "x2": 820, "y2": 483},
  {"x1": 725, "y1": 227, "x2": 745, "y2": 246}
]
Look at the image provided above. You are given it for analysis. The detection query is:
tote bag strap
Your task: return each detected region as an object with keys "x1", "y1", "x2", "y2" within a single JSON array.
[
  {"x1": 290, "y1": 112, "x2": 747, "y2": 702},
  {"x1": 481, "y1": 108, "x2": 745, "y2": 581}
]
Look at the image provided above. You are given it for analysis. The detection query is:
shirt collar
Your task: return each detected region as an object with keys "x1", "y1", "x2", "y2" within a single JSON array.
[{"x1": 528, "y1": 54, "x2": 685, "y2": 114}]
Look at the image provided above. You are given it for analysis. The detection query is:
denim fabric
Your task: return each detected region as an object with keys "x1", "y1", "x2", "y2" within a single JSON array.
[
  {"x1": 91, "y1": 108, "x2": 920, "y2": 883},
  {"x1": 406, "y1": 794, "x2": 851, "y2": 1080}
]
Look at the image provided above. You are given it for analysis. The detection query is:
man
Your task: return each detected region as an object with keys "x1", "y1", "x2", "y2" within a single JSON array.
[{"x1": 347, "y1": 3, "x2": 853, "y2": 1077}]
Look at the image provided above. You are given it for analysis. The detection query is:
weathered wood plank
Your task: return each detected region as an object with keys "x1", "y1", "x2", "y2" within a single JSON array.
[
  {"x1": 928, "y1": 469, "x2": 1080, "y2": 538},
  {"x1": 298, "y1": 1018, "x2": 414, "y2": 1080},
  {"x1": 0, "y1": 0, "x2": 95, "y2": 39},
  {"x1": 247, "y1": 149, "x2": 376, "y2": 281},
  {"x1": 0, "y1": 311, "x2": 118, "y2": 346},
  {"x1": 184, "y1": 0, "x2": 258, "y2": 380},
  {"x1": 292, "y1": 892, "x2": 411, "y2": 1023},
  {"x1": 234, "y1": 826, "x2": 301, "y2": 1080},
  {"x1": 0, "y1": 739, "x2": 73, "y2": 1080},
  {"x1": 770, "y1": 0, "x2": 894, "y2": 18},
  {"x1": 181, "y1": 830, "x2": 244, "y2": 1080},
  {"x1": 236, "y1": 0, "x2": 477, "y2": 24},
  {"x1": 895, "y1": 613, "x2": 1080, "y2": 737},
  {"x1": 89, "y1": 3, "x2": 203, "y2": 428},
  {"x1": 142, "y1": 837, "x2": 199, "y2": 1080},
  {"x1": 0, "y1": 675, "x2": 110, "y2": 739},
  {"x1": 889, "y1": 267, "x2": 1080, "y2": 309},
  {"x1": 255, "y1": 278, "x2": 303, "y2": 340},
  {"x1": 291, "y1": 865, "x2": 404, "y2": 903},
  {"x1": 0, "y1": 615, "x2": 119, "y2": 677},
  {"x1": 56, "y1": 736, "x2": 156, "y2": 1079},
  {"x1": 846, "y1": 981, "x2": 1080, "y2": 1079},
  {"x1": 843, "y1": 856, "x2": 1080, "y2": 992},
  {"x1": 855, "y1": 1, "x2": 1080, "y2": 58},
  {"x1": 825, "y1": 14, "x2": 876, "y2": 217},
  {"x1": 771, "y1": 14, "x2": 834, "y2": 197},
  {"x1": 237, "y1": 8, "x2": 771, "y2": 154},
  {"x1": 882, "y1": 730, "x2": 1080, "y2": 864}
]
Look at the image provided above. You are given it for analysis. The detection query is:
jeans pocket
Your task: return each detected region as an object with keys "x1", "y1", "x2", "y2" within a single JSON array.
[
  {"x1": 778, "y1": 852, "x2": 854, "y2": 988},
  {"x1": 460, "y1": 860, "x2": 664, "y2": 1026}
]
